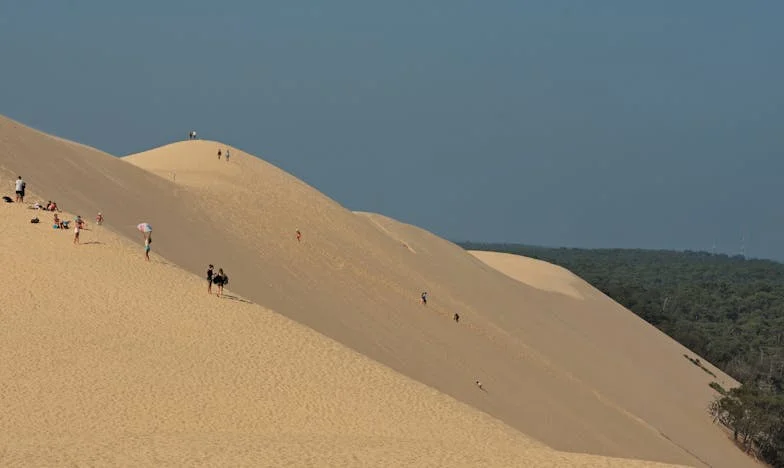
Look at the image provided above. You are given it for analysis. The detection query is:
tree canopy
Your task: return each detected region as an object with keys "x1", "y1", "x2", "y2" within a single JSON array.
[{"x1": 461, "y1": 243, "x2": 784, "y2": 466}]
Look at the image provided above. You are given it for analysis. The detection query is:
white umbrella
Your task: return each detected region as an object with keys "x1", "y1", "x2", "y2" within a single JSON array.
[{"x1": 137, "y1": 223, "x2": 152, "y2": 233}]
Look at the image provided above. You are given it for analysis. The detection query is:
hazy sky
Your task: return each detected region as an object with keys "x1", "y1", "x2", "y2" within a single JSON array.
[{"x1": 2, "y1": 2, "x2": 782, "y2": 259}]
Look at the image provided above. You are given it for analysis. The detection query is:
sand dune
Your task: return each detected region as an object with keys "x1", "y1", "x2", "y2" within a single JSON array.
[
  {"x1": 0, "y1": 114, "x2": 759, "y2": 467},
  {"x1": 1, "y1": 206, "x2": 691, "y2": 467}
]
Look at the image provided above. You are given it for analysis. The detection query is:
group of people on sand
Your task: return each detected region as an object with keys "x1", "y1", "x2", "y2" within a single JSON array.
[
  {"x1": 216, "y1": 148, "x2": 230, "y2": 162},
  {"x1": 206, "y1": 264, "x2": 229, "y2": 297},
  {"x1": 10, "y1": 176, "x2": 237, "y2": 300}
]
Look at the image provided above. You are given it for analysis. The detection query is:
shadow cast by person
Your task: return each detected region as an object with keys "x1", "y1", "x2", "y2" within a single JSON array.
[{"x1": 221, "y1": 294, "x2": 252, "y2": 304}]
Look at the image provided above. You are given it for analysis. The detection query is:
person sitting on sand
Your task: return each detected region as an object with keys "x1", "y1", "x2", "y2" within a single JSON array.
[
  {"x1": 53, "y1": 213, "x2": 66, "y2": 229},
  {"x1": 475, "y1": 380, "x2": 483, "y2": 390}
]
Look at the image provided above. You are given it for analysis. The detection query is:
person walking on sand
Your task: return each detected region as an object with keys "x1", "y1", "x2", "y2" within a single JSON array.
[
  {"x1": 225, "y1": 149, "x2": 230, "y2": 162},
  {"x1": 217, "y1": 149, "x2": 222, "y2": 160},
  {"x1": 73, "y1": 215, "x2": 86, "y2": 245},
  {"x1": 453, "y1": 313, "x2": 460, "y2": 323},
  {"x1": 96, "y1": 212, "x2": 103, "y2": 225},
  {"x1": 421, "y1": 291, "x2": 428, "y2": 306},
  {"x1": 296, "y1": 229, "x2": 302, "y2": 243},
  {"x1": 14, "y1": 176, "x2": 25, "y2": 203},
  {"x1": 144, "y1": 237, "x2": 151, "y2": 261},
  {"x1": 214, "y1": 268, "x2": 228, "y2": 297},
  {"x1": 207, "y1": 264, "x2": 214, "y2": 294}
]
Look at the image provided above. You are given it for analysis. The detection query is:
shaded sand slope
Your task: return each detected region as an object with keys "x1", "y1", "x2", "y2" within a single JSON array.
[
  {"x1": 124, "y1": 141, "x2": 756, "y2": 468},
  {"x1": 0, "y1": 116, "x2": 753, "y2": 467},
  {"x1": 365, "y1": 215, "x2": 754, "y2": 468},
  {"x1": 0, "y1": 207, "x2": 689, "y2": 467}
]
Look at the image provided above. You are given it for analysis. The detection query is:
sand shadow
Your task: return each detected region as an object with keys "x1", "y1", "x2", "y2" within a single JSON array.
[
  {"x1": 221, "y1": 294, "x2": 253, "y2": 304},
  {"x1": 82, "y1": 241, "x2": 104, "y2": 245}
]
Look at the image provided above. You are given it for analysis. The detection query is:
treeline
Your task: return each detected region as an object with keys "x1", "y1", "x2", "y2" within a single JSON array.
[{"x1": 460, "y1": 242, "x2": 784, "y2": 466}]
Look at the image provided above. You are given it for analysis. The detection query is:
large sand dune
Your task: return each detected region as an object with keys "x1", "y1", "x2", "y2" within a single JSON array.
[
  {"x1": 0, "y1": 114, "x2": 758, "y2": 467},
  {"x1": 1, "y1": 206, "x2": 689, "y2": 467}
]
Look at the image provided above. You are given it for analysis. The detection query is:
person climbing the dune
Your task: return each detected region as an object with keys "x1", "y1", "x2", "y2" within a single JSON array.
[
  {"x1": 453, "y1": 313, "x2": 460, "y2": 323},
  {"x1": 421, "y1": 291, "x2": 428, "y2": 306},
  {"x1": 296, "y1": 229, "x2": 302, "y2": 243}
]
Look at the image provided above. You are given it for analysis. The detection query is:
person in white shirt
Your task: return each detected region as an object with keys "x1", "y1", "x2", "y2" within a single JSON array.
[{"x1": 14, "y1": 176, "x2": 25, "y2": 203}]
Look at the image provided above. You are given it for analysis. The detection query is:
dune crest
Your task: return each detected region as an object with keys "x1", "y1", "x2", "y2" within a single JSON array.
[
  {"x1": 1, "y1": 115, "x2": 758, "y2": 467},
  {"x1": 469, "y1": 250, "x2": 586, "y2": 299}
]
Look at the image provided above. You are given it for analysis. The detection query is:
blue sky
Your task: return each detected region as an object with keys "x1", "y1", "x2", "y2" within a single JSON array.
[{"x1": 2, "y1": 1, "x2": 783, "y2": 259}]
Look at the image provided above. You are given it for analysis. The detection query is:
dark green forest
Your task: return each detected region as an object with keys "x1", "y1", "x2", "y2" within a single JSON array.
[{"x1": 460, "y1": 243, "x2": 784, "y2": 466}]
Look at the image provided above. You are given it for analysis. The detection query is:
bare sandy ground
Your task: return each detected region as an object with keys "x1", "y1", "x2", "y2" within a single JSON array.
[
  {"x1": 0, "y1": 115, "x2": 760, "y2": 467},
  {"x1": 0, "y1": 196, "x2": 686, "y2": 467}
]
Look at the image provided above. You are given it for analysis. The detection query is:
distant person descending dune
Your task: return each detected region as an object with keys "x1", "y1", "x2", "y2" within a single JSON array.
[
  {"x1": 454, "y1": 313, "x2": 460, "y2": 323},
  {"x1": 217, "y1": 149, "x2": 222, "y2": 160},
  {"x1": 296, "y1": 229, "x2": 302, "y2": 243},
  {"x1": 421, "y1": 292, "x2": 428, "y2": 306}
]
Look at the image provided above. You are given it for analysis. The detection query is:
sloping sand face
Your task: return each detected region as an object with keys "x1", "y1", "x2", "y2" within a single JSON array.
[
  {"x1": 0, "y1": 200, "x2": 686, "y2": 467},
  {"x1": 0, "y1": 115, "x2": 756, "y2": 467}
]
